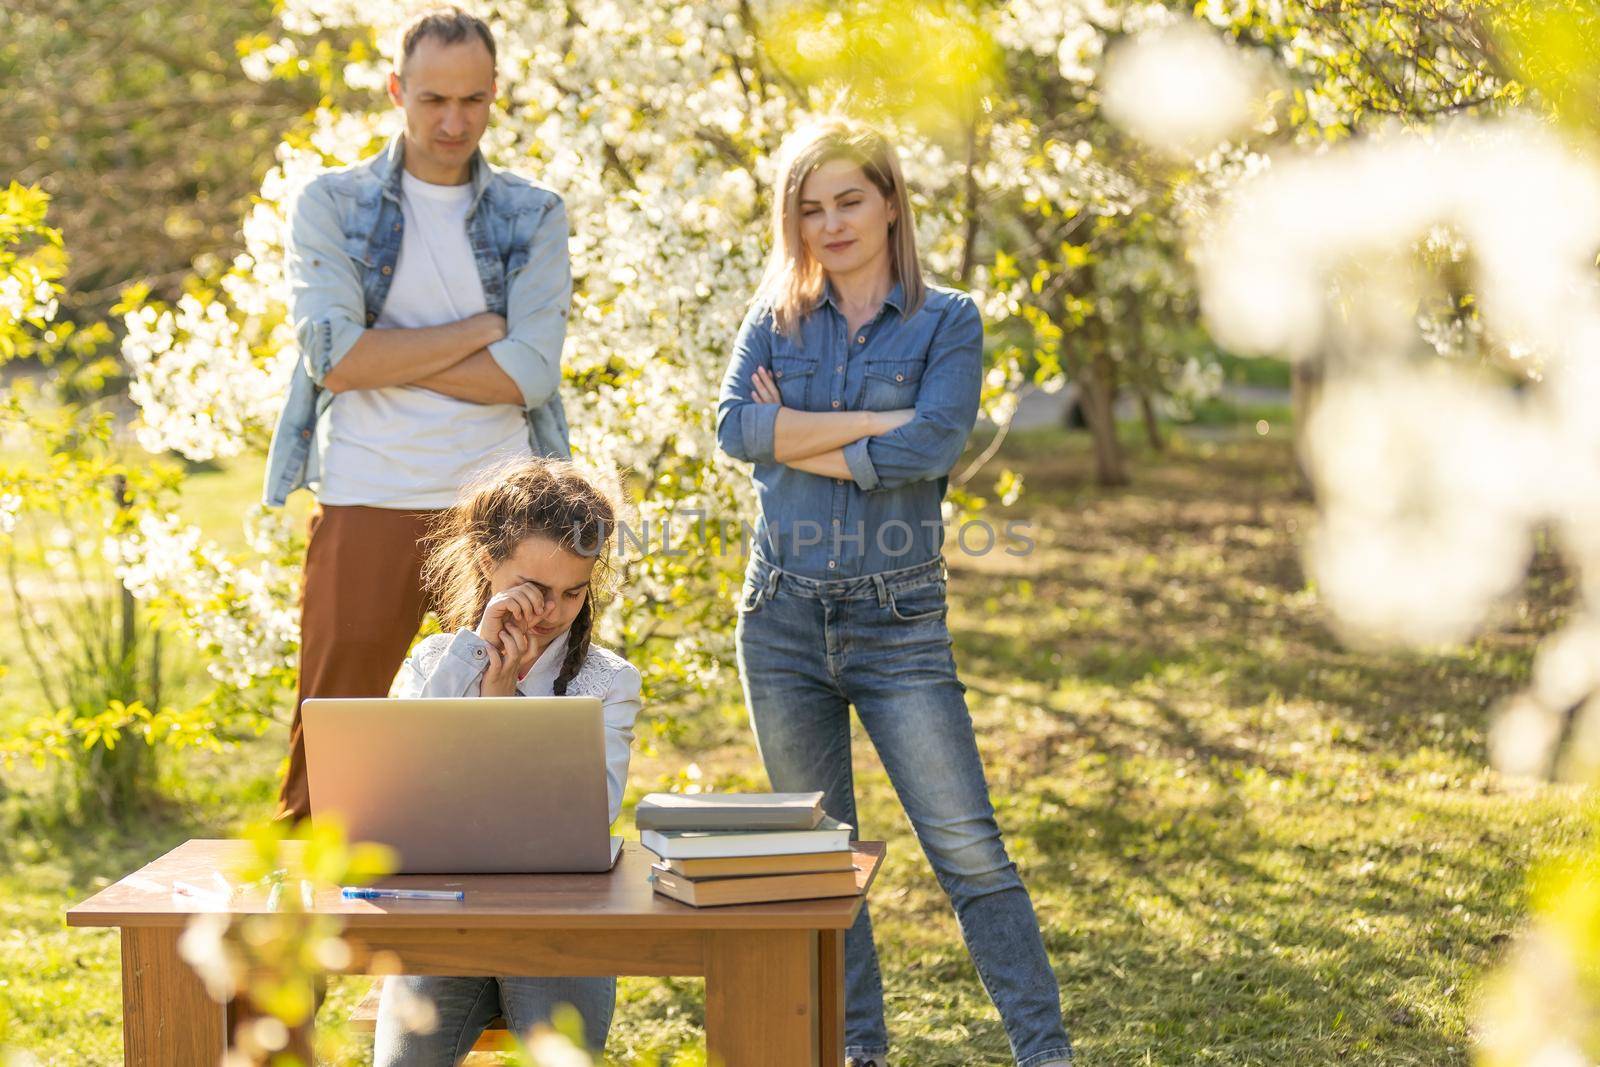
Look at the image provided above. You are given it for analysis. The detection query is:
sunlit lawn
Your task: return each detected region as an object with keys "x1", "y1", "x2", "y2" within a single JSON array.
[
  {"x1": 0, "y1": 444, "x2": 312, "y2": 717},
  {"x1": 0, "y1": 425, "x2": 1590, "y2": 1065}
]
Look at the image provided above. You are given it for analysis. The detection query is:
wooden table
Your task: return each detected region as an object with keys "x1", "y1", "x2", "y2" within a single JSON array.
[{"x1": 68, "y1": 838, "x2": 885, "y2": 1066}]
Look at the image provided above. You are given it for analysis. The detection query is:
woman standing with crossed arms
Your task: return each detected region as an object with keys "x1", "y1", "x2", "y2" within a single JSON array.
[{"x1": 715, "y1": 118, "x2": 1072, "y2": 1067}]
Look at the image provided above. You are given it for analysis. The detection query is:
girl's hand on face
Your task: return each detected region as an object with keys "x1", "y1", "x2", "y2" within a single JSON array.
[
  {"x1": 475, "y1": 581, "x2": 550, "y2": 647},
  {"x1": 499, "y1": 622, "x2": 533, "y2": 679},
  {"x1": 480, "y1": 638, "x2": 520, "y2": 697},
  {"x1": 751, "y1": 366, "x2": 783, "y2": 406}
]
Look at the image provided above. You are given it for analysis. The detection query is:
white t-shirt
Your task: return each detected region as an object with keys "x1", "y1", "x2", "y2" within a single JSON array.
[{"x1": 316, "y1": 170, "x2": 529, "y2": 509}]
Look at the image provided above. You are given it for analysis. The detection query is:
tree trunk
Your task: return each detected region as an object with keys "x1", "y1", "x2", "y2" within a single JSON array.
[
  {"x1": 957, "y1": 118, "x2": 982, "y2": 285},
  {"x1": 1138, "y1": 391, "x2": 1164, "y2": 452},
  {"x1": 1290, "y1": 359, "x2": 1321, "y2": 499},
  {"x1": 1079, "y1": 351, "x2": 1129, "y2": 487}
]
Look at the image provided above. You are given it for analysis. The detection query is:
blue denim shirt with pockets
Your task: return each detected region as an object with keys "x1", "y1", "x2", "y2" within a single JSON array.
[
  {"x1": 716, "y1": 282, "x2": 984, "y2": 580},
  {"x1": 263, "y1": 133, "x2": 572, "y2": 507}
]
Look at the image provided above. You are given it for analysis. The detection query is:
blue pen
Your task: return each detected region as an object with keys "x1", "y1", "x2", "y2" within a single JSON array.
[{"x1": 341, "y1": 887, "x2": 464, "y2": 902}]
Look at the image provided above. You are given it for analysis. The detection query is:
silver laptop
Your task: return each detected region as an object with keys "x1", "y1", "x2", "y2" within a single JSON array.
[{"x1": 302, "y1": 696, "x2": 624, "y2": 874}]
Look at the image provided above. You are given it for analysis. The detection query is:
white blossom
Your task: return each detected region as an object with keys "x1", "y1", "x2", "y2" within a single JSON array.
[
  {"x1": 113, "y1": 513, "x2": 299, "y2": 688},
  {"x1": 1196, "y1": 117, "x2": 1600, "y2": 779}
]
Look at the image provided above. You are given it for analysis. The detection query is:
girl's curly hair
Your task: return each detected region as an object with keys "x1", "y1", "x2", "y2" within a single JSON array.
[{"x1": 421, "y1": 456, "x2": 621, "y2": 695}]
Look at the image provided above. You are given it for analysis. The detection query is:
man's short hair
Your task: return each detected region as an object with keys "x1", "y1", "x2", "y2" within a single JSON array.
[{"x1": 395, "y1": 7, "x2": 497, "y2": 79}]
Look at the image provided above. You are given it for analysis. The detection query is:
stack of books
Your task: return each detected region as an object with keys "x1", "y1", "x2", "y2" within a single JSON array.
[{"x1": 638, "y1": 790, "x2": 860, "y2": 907}]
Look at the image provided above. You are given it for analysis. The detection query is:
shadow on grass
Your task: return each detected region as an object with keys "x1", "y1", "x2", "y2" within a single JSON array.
[{"x1": 876, "y1": 433, "x2": 1582, "y2": 1064}]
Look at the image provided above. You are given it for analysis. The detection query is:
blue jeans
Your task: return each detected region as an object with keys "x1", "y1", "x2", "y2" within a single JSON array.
[
  {"x1": 372, "y1": 975, "x2": 614, "y2": 1065},
  {"x1": 735, "y1": 555, "x2": 1072, "y2": 1067}
]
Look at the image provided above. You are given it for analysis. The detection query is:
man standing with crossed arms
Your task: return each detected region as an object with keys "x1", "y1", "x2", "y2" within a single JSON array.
[{"x1": 263, "y1": 7, "x2": 571, "y2": 820}]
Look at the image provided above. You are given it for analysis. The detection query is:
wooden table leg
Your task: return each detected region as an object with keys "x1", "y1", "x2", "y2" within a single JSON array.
[
  {"x1": 705, "y1": 929, "x2": 818, "y2": 1067},
  {"x1": 225, "y1": 991, "x2": 314, "y2": 1064},
  {"x1": 818, "y1": 929, "x2": 845, "y2": 1065},
  {"x1": 121, "y1": 927, "x2": 226, "y2": 1066}
]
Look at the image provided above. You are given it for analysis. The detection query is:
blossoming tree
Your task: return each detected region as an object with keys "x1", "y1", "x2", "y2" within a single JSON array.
[{"x1": 113, "y1": 0, "x2": 1185, "y2": 718}]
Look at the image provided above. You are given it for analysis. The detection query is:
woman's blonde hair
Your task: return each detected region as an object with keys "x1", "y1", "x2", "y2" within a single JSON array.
[
  {"x1": 758, "y1": 117, "x2": 925, "y2": 336},
  {"x1": 421, "y1": 457, "x2": 621, "y2": 695}
]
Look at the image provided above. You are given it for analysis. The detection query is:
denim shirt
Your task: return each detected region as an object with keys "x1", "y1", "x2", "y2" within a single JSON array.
[
  {"x1": 716, "y1": 282, "x2": 983, "y2": 580},
  {"x1": 262, "y1": 133, "x2": 572, "y2": 507}
]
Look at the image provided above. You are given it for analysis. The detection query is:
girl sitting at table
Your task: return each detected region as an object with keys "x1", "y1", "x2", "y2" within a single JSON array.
[{"x1": 374, "y1": 456, "x2": 640, "y2": 1065}]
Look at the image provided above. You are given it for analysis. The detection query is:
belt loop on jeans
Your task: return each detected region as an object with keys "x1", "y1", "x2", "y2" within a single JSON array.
[
  {"x1": 763, "y1": 565, "x2": 781, "y2": 598},
  {"x1": 871, "y1": 573, "x2": 888, "y2": 607}
]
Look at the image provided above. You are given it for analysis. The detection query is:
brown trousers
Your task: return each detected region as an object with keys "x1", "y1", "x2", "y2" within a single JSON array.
[{"x1": 276, "y1": 504, "x2": 444, "y2": 822}]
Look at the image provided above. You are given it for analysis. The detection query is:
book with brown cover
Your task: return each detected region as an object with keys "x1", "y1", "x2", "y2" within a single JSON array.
[
  {"x1": 663, "y1": 850, "x2": 857, "y2": 879},
  {"x1": 649, "y1": 863, "x2": 861, "y2": 907}
]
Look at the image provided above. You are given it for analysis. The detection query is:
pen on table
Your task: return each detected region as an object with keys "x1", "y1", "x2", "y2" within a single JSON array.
[{"x1": 340, "y1": 887, "x2": 465, "y2": 902}]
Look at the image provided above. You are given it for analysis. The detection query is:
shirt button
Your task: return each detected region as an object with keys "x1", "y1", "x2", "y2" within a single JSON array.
[
  {"x1": 381, "y1": 265, "x2": 392, "y2": 275},
  {"x1": 393, "y1": 223, "x2": 402, "y2": 232},
  {"x1": 856, "y1": 335, "x2": 866, "y2": 344},
  {"x1": 300, "y1": 429, "x2": 311, "y2": 440},
  {"x1": 827, "y1": 560, "x2": 837, "y2": 569},
  {"x1": 366, "y1": 312, "x2": 376, "y2": 325},
  {"x1": 836, "y1": 364, "x2": 844, "y2": 372},
  {"x1": 895, "y1": 373, "x2": 905, "y2": 382},
  {"x1": 473, "y1": 647, "x2": 486, "y2": 659},
  {"x1": 774, "y1": 369, "x2": 783, "y2": 378},
  {"x1": 831, "y1": 400, "x2": 840, "y2": 408}
]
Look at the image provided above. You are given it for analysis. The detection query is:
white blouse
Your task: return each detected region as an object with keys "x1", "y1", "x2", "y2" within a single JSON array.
[{"x1": 394, "y1": 629, "x2": 641, "y2": 825}]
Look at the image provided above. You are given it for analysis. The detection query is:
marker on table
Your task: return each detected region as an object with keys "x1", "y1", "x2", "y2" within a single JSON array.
[{"x1": 341, "y1": 887, "x2": 465, "y2": 902}]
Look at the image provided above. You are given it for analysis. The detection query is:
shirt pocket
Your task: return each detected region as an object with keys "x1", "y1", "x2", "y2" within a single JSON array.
[
  {"x1": 340, "y1": 231, "x2": 375, "y2": 269},
  {"x1": 771, "y1": 353, "x2": 818, "y2": 409},
  {"x1": 328, "y1": 185, "x2": 379, "y2": 268},
  {"x1": 500, "y1": 206, "x2": 539, "y2": 279},
  {"x1": 496, "y1": 188, "x2": 554, "y2": 279},
  {"x1": 862, "y1": 357, "x2": 926, "y2": 410}
]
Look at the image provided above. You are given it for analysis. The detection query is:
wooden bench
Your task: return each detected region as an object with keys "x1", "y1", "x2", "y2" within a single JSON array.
[{"x1": 348, "y1": 979, "x2": 509, "y2": 1054}]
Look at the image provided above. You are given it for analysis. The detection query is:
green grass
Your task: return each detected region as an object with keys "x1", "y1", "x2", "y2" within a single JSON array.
[
  {"x1": 0, "y1": 427, "x2": 1591, "y2": 1065},
  {"x1": 0, "y1": 448, "x2": 310, "y2": 721},
  {"x1": 172, "y1": 452, "x2": 314, "y2": 552},
  {"x1": 1214, "y1": 352, "x2": 1292, "y2": 391},
  {"x1": 1181, "y1": 396, "x2": 1293, "y2": 428}
]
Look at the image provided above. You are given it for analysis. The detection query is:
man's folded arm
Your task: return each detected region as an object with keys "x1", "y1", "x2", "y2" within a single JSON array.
[
  {"x1": 409, "y1": 349, "x2": 522, "y2": 404},
  {"x1": 484, "y1": 197, "x2": 571, "y2": 411},
  {"x1": 286, "y1": 179, "x2": 506, "y2": 395},
  {"x1": 285, "y1": 180, "x2": 368, "y2": 388},
  {"x1": 322, "y1": 316, "x2": 505, "y2": 394}
]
